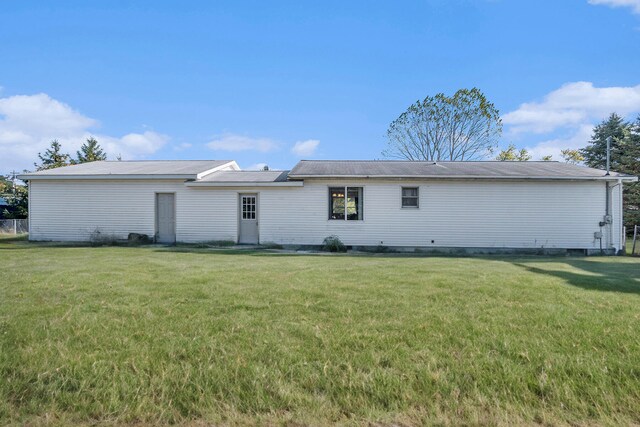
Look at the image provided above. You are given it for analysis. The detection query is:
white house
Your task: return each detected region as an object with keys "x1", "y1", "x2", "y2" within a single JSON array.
[{"x1": 18, "y1": 159, "x2": 637, "y2": 254}]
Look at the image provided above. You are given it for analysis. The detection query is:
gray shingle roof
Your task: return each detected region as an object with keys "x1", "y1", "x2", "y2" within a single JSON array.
[
  {"x1": 198, "y1": 170, "x2": 290, "y2": 182},
  {"x1": 19, "y1": 160, "x2": 234, "y2": 179},
  {"x1": 289, "y1": 160, "x2": 636, "y2": 180}
]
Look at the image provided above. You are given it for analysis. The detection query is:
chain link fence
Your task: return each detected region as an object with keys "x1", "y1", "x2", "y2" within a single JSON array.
[{"x1": 0, "y1": 219, "x2": 28, "y2": 234}]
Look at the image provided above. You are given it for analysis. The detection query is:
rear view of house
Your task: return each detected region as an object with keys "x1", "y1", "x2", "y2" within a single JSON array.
[{"x1": 19, "y1": 159, "x2": 637, "y2": 254}]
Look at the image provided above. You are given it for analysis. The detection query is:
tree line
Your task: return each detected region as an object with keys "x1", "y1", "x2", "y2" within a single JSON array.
[
  {"x1": 0, "y1": 137, "x2": 109, "y2": 219},
  {"x1": 35, "y1": 137, "x2": 108, "y2": 170}
]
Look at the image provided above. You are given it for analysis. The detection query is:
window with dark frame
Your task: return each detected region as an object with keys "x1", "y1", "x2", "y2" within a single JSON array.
[
  {"x1": 401, "y1": 187, "x2": 419, "y2": 208},
  {"x1": 329, "y1": 187, "x2": 363, "y2": 220}
]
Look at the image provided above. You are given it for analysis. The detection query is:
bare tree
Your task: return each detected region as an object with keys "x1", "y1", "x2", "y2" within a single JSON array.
[{"x1": 382, "y1": 88, "x2": 502, "y2": 161}]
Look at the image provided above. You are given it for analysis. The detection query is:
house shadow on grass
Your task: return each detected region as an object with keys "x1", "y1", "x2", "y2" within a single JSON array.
[{"x1": 507, "y1": 258, "x2": 640, "y2": 295}]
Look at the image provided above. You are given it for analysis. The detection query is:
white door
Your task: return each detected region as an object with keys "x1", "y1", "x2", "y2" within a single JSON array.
[
  {"x1": 156, "y1": 193, "x2": 176, "y2": 243},
  {"x1": 239, "y1": 194, "x2": 259, "y2": 244}
]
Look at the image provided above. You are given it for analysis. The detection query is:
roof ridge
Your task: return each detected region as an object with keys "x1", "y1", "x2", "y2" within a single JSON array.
[
  {"x1": 298, "y1": 159, "x2": 562, "y2": 163},
  {"x1": 99, "y1": 159, "x2": 232, "y2": 163},
  {"x1": 217, "y1": 169, "x2": 289, "y2": 172}
]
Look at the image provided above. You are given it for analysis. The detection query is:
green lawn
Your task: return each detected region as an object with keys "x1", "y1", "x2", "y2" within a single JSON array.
[{"x1": 1, "y1": 237, "x2": 639, "y2": 425}]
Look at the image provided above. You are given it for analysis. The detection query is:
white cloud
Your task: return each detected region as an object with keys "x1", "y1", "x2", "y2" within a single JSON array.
[
  {"x1": 504, "y1": 81, "x2": 640, "y2": 161},
  {"x1": 291, "y1": 139, "x2": 320, "y2": 157},
  {"x1": 0, "y1": 92, "x2": 168, "y2": 172},
  {"x1": 95, "y1": 131, "x2": 169, "y2": 160},
  {"x1": 525, "y1": 124, "x2": 594, "y2": 161},
  {"x1": 588, "y1": 0, "x2": 640, "y2": 14},
  {"x1": 502, "y1": 82, "x2": 640, "y2": 134},
  {"x1": 0, "y1": 93, "x2": 96, "y2": 139},
  {"x1": 207, "y1": 133, "x2": 279, "y2": 152}
]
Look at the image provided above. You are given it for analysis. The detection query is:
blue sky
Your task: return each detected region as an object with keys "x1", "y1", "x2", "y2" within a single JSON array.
[{"x1": 1, "y1": 0, "x2": 640, "y2": 173}]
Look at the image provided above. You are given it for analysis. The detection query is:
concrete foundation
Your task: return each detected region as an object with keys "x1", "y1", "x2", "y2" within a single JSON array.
[{"x1": 281, "y1": 244, "x2": 619, "y2": 256}]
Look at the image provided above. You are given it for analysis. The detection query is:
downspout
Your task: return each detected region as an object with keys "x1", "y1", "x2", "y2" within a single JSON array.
[
  {"x1": 604, "y1": 137, "x2": 613, "y2": 253},
  {"x1": 606, "y1": 181, "x2": 611, "y2": 250},
  {"x1": 603, "y1": 179, "x2": 623, "y2": 254},
  {"x1": 28, "y1": 180, "x2": 31, "y2": 240},
  {"x1": 618, "y1": 178, "x2": 623, "y2": 254},
  {"x1": 597, "y1": 181, "x2": 610, "y2": 255}
]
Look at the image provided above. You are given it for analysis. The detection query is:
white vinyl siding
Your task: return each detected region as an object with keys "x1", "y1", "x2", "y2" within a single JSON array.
[
  {"x1": 28, "y1": 178, "x2": 624, "y2": 251},
  {"x1": 259, "y1": 179, "x2": 620, "y2": 250},
  {"x1": 28, "y1": 180, "x2": 238, "y2": 242}
]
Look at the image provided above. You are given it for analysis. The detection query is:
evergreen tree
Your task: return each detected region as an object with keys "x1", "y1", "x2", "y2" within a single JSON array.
[
  {"x1": 623, "y1": 116, "x2": 640, "y2": 228},
  {"x1": 581, "y1": 113, "x2": 628, "y2": 170},
  {"x1": 582, "y1": 113, "x2": 640, "y2": 231},
  {"x1": 75, "y1": 137, "x2": 107, "y2": 163},
  {"x1": 35, "y1": 140, "x2": 71, "y2": 171}
]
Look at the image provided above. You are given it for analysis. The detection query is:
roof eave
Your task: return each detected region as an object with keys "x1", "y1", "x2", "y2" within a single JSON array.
[
  {"x1": 195, "y1": 161, "x2": 240, "y2": 179},
  {"x1": 17, "y1": 174, "x2": 198, "y2": 180},
  {"x1": 185, "y1": 181, "x2": 303, "y2": 187},
  {"x1": 287, "y1": 174, "x2": 637, "y2": 181}
]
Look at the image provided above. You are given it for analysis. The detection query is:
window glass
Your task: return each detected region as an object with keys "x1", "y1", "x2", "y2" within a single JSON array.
[
  {"x1": 346, "y1": 187, "x2": 362, "y2": 220},
  {"x1": 242, "y1": 196, "x2": 256, "y2": 219},
  {"x1": 402, "y1": 187, "x2": 419, "y2": 208},
  {"x1": 329, "y1": 187, "x2": 345, "y2": 219},
  {"x1": 329, "y1": 187, "x2": 363, "y2": 220}
]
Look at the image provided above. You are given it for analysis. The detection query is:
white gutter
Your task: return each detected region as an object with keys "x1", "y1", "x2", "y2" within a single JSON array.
[
  {"x1": 17, "y1": 174, "x2": 199, "y2": 180},
  {"x1": 287, "y1": 174, "x2": 638, "y2": 182},
  {"x1": 18, "y1": 161, "x2": 240, "y2": 181},
  {"x1": 185, "y1": 181, "x2": 303, "y2": 187}
]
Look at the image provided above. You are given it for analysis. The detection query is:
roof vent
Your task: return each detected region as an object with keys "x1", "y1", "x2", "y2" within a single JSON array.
[{"x1": 263, "y1": 165, "x2": 269, "y2": 171}]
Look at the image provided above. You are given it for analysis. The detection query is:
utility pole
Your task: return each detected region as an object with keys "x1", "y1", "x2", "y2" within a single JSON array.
[
  {"x1": 605, "y1": 136, "x2": 611, "y2": 176},
  {"x1": 9, "y1": 170, "x2": 18, "y2": 194}
]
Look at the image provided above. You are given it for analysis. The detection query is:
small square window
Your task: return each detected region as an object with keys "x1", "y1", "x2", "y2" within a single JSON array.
[{"x1": 402, "y1": 187, "x2": 419, "y2": 208}]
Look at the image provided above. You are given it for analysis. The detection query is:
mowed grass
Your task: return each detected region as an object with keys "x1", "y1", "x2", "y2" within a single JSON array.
[{"x1": 1, "y1": 237, "x2": 640, "y2": 425}]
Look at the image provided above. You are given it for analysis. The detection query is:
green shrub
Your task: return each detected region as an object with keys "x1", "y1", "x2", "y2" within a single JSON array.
[
  {"x1": 89, "y1": 229, "x2": 121, "y2": 246},
  {"x1": 322, "y1": 235, "x2": 346, "y2": 252},
  {"x1": 127, "y1": 233, "x2": 152, "y2": 245}
]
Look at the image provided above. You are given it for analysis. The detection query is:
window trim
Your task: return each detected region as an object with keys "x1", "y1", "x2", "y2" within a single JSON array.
[
  {"x1": 328, "y1": 186, "x2": 364, "y2": 221},
  {"x1": 241, "y1": 194, "x2": 257, "y2": 220},
  {"x1": 401, "y1": 186, "x2": 419, "y2": 209}
]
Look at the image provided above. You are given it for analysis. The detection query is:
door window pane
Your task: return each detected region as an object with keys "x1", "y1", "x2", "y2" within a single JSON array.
[{"x1": 242, "y1": 196, "x2": 256, "y2": 219}]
